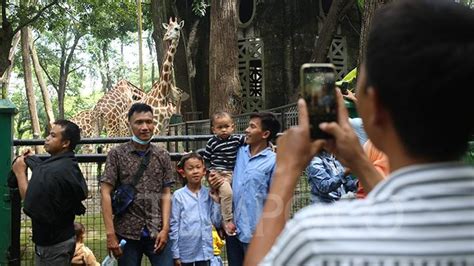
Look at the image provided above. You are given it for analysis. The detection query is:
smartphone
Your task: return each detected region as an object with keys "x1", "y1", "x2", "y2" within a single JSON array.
[{"x1": 300, "y1": 63, "x2": 338, "y2": 139}]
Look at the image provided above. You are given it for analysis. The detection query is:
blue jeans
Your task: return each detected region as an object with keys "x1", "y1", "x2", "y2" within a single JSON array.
[
  {"x1": 118, "y1": 235, "x2": 173, "y2": 266},
  {"x1": 226, "y1": 236, "x2": 248, "y2": 266}
]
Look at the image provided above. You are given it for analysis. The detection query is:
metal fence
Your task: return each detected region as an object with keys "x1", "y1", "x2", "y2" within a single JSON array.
[
  {"x1": 12, "y1": 136, "x2": 311, "y2": 265},
  {"x1": 11, "y1": 106, "x2": 474, "y2": 265},
  {"x1": 167, "y1": 103, "x2": 298, "y2": 152}
]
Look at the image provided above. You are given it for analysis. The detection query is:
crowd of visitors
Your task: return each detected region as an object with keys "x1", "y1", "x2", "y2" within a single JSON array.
[{"x1": 11, "y1": 0, "x2": 473, "y2": 266}]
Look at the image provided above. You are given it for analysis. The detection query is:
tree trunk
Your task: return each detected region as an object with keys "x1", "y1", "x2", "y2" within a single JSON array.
[
  {"x1": 311, "y1": 0, "x2": 354, "y2": 63},
  {"x1": 29, "y1": 28, "x2": 54, "y2": 131},
  {"x1": 147, "y1": 31, "x2": 155, "y2": 84},
  {"x1": 283, "y1": 0, "x2": 295, "y2": 100},
  {"x1": 1, "y1": 31, "x2": 20, "y2": 92},
  {"x1": 151, "y1": 0, "x2": 173, "y2": 71},
  {"x1": 21, "y1": 27, "x2": 41, "y2": 152},
  {"x1": 358, "y1": 0, "x2": 391, "y2": 65},
  {"x1": 102, "y1": 41, "x2": 113, "y2": 91},
  {"x1": 0, "y1": 0, "x2": 58, "y2": 82},
  {"x1": 98, "y1": 49, "x2": 107, "y2": 92},
  {"x1": 0, "y1": 20, "x2": 14, "y2": 82},
  {"x1": 184, "y1": 19, "x2": 200, "y2": 114},
  {"x1": 57, "y1": 31, "x2": 81, "y2": 119},
  {"x1": 209, "y1": 0, "x2": 241, "y2": 115}
]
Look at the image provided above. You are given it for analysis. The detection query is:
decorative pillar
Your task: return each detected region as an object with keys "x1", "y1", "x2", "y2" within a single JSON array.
[{"x1": 0, "y1": 99, "x2": 17, "y2": 264}]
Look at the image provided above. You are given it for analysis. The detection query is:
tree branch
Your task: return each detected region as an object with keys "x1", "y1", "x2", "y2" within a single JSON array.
[
  {"x1": 64, "y1": 33, "x2": 82, "y2": 74},
  {"x1": 310, "y1": 0, "x2": 355, "y2": 63},
  {"x1": 340, "y1": 0, "x2": 356, "y2": 21},
  {"x1": 38, "y1": 57, "x2": 58, "y2": 90},
  {"x1": 13, "y1": 0, "x2": 58, "y2": 35},
  {"x1": 68, "y1": 64, "x2": 83, "y2": 74}
]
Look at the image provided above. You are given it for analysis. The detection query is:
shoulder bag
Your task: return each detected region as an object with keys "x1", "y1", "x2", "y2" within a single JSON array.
[{"x1": 112, "y1": 152, "x2": 151, "y2": 215}]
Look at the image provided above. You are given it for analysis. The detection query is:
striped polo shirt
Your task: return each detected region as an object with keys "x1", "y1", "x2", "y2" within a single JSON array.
[
  {"x1": 261, "y1": 162, "x2": 474, "y2": 266},
  {"x1": 203, "y1": 134, "x2": 245, "y2": 170}
]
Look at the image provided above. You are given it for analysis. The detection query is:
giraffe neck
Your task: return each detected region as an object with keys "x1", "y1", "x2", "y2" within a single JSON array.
[{"x1": 149, "y1": 38, "x2": 179, "y2": 101}]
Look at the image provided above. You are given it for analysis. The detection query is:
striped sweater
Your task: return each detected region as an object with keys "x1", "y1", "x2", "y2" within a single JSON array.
[
  {"x1": 261, "y1": 162, "x2": 474, "y2": 266},
  {"x1": 203, "y1": 135, "x2": 245, "y2": 170}
]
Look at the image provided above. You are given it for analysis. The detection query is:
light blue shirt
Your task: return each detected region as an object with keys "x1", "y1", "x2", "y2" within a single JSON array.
[
  {"x1": 170, "y1": 186, "x2": 221, "y2": 263},
  {"x1": 349, "y1": 118, "x2": 368, "y2": 145},
  {"x1": 306, "y1": 151, "x2": 358, "y2": 204},
  {"x1": 232, "y1": 145, "x2": 276, "y2": 243}
]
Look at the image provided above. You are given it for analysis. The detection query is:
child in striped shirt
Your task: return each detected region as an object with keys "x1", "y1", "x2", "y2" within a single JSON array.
[{"x1": 203, "y1": 111, "x2": 244, "y2": 236}]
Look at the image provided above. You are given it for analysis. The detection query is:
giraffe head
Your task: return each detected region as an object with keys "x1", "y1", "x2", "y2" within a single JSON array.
[
  {"x1": 170, "y1": 86, "x2": 189, "y2": 104},
  {"x1": 169, "y1": 86, "x2": 189, "y2": 114},
  {"x1": 162, "y1": 17, "x2": 184, "y2": 41}
]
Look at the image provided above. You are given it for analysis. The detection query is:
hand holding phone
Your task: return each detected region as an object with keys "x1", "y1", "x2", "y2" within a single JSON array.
[{"x1": 300, "y1": 63, "x2": 338, "y2": 139}]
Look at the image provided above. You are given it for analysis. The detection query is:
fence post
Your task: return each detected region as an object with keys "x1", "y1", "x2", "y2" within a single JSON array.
[
  {"x1": 280, "y1": 110, "x2": 286, "y2": 131},
  {"x1": 0, "y1": 99, "x2": 17, "y2": 265},
  {"x1": 174, "y1": 125, "x2": 179, "y2": 152},
  {"x1": 167, "y1": 125, "x2": 172, "y2": 152},
  {"x1": 185, "y1": 122, "x2": 189, "y2": 152}
]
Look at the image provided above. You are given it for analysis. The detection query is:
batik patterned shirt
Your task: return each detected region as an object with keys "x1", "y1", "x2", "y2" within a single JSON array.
[{"x1": 101, "y1": 141, "x2": 174, "y2": 240}]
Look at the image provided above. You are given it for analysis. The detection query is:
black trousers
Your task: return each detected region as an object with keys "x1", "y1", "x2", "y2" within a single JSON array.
[{"x1": 181, "y1": 260, "x2": 210, "y2": 266}]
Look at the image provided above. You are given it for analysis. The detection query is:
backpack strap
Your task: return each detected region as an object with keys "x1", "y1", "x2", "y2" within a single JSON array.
[{"x1": 131, "y1": 151, "x2": 152, "y2": 187}]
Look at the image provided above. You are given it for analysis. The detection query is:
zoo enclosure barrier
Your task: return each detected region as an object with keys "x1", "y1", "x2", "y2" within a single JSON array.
[
  {"x1": 167, "y1": 103, "x2": 299, "y2": 152},
  {"x1": 12, "y1": 136, "x2": 312, "y2": 265},
  {"x1": 10, "y1": 108, "x2": 474, "y2": 265}
]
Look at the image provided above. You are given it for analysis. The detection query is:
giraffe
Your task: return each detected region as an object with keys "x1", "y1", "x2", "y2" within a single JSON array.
[
  {"x1": 70, "y1": 80, "x2": 146, "y2": 153},
  {"x1": 93, "y1": 79, "x2": 146, "y2": 137},
  {"x1": 70, "y1": 109, "x2": 98, "y2": 138},
  {"x1": 70, "y1": 79, "x2": 146, "y2": 138},
  {"x1": 70, "y1": 109, "x2": 99, "y2": 153},
  {"x1": 118, "y1": 17, "x2": 189, "y2": 136}
]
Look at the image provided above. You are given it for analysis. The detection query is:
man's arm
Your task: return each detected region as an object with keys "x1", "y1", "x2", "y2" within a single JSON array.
[
  {"x1": 245, "y1": 92, "x2": 383, "y2": 265},
  {"x1": 155, "y1": 186, "x2": 171, "y2": 253},
  {"x1": 12, "y1": 156, "x2": 28, "y2": 199},
  {"x1": 100, "y1": 182, "x2": 122, "y2": 257},
  {"x1": 169, "y1": 193, "x2": 181, "y2": 261},
  {"x1": 244, "y1": 99, "x2": 325, "y2": 266}
]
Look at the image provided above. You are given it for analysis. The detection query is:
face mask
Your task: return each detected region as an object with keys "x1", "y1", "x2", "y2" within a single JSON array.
[{"x1": 132, "y1": 134, "x2": 152, "y2": 145}]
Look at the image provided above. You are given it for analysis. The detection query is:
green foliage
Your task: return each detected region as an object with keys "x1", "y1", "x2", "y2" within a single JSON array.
[
  {"x1": 465, "y1": 141, "x2": 474, "y2": 165},
  {"x1": 10, "y1": 0, "x2": 159, "y2": 138},
  {"x1": 192, "y1": 0, "x2": 210, "y2": 17},
  {"x1": 336, "y1": 68, "x2": 358, "y2": 92},
  {"x1": 460, "y1": 0, "x2": 474, "y2": 8},
  {"x1": 357, "y1": 0, "x2": 364, "y2": 11},
  {"x1": 2, "y1": 0, "x2": 59, "y2": 30}
]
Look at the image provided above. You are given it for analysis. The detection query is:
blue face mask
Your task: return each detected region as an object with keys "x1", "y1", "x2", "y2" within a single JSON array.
[{"x1": 132, "y1": 134, "x2": 152, "y2": 145}]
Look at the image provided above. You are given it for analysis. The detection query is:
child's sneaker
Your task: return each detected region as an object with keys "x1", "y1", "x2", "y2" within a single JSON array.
[{"x1": 224, "y1": 221, "x2": 237, "y2": 236}]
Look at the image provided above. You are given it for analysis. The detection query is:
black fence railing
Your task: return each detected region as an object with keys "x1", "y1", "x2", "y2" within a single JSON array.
[
  {"x1": 167, "y1": 103, "x2": 298, "y2": 153},
  {"x1": 11, "y1": 106, "x2": 474, "y2": 265}
]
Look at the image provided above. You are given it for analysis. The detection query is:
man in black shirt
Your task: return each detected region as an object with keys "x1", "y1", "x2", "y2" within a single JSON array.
[{"x1": 12, "y1": 120, "x2": 88, "y2": 266}]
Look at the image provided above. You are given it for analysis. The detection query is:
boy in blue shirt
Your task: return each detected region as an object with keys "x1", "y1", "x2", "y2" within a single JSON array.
[{"x1": 170, "y1": 153, "x2": 221, "y2": 266}]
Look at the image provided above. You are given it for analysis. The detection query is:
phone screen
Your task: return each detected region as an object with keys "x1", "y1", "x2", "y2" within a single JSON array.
[{"x1": 301, "y1": 65, "x2": 337, "y2": 139}]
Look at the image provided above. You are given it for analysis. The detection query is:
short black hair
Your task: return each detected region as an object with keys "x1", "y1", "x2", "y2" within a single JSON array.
[
  {"x1": 127, "y1": 103, "x2": 153, "y2": 120},
  {"x1": 54, "y1": 119, "x2": 81, "y2": 151},
  {"x1": 250, "y1": 112, "x2": 281, "y2": 142},
  {"x1": 74, "y1": 222, "x2": 85, "y2": 243},
  {"x1": 365, "y1": 0, "x2": 474, "y2": 161},
  {"x1": 211, "y1": 111, "x2": 233, "y2": 126},
  {"x1": 177, "y1": 152, "x2": 204, "y2": 170},
  {"x1": 74, "y1": 222, "x2": 84, "y2": 237}
]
